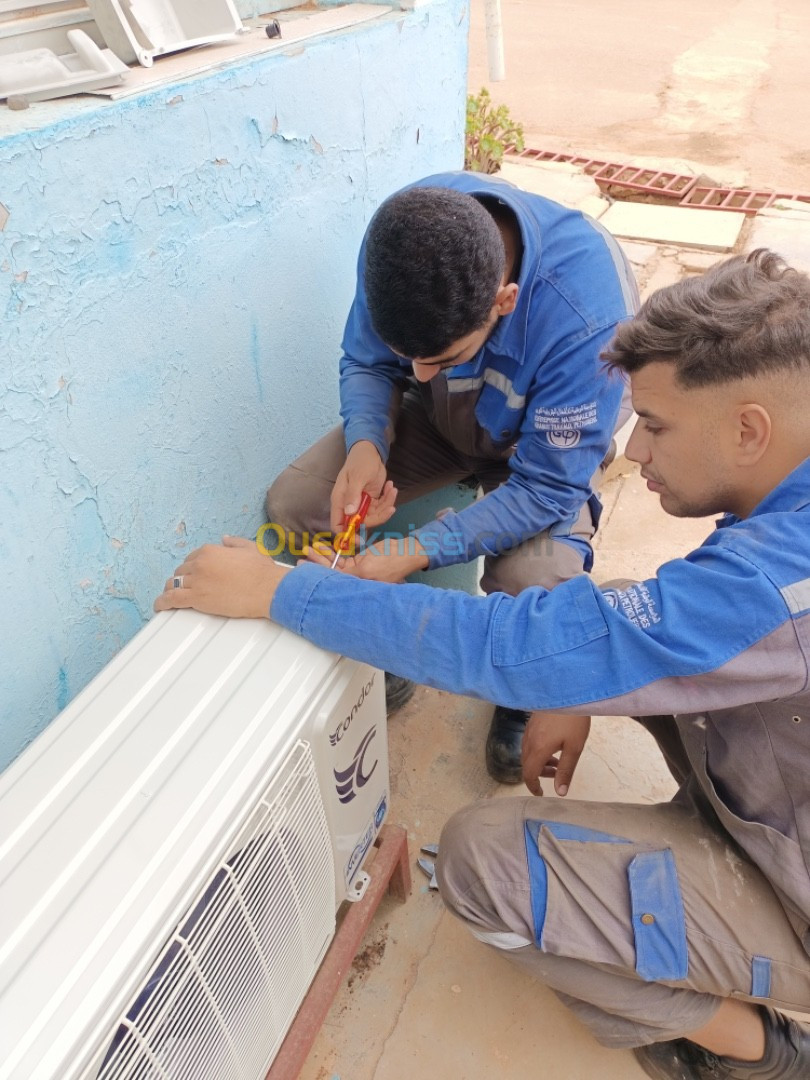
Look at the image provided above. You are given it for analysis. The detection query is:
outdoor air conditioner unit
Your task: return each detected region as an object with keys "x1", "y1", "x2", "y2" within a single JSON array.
[{"x1": 0, "y1": 609, "x2": 389, "y2": 1080}]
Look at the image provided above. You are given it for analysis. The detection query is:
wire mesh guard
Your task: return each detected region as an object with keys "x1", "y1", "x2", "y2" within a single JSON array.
[{"x1": 87, "y1": 741, "x2": 335, "y2": 1080}]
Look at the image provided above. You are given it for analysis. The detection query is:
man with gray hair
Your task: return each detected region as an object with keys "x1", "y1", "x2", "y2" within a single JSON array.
[{"x1": 156, "y1": 249, "x2": 810, "y2": 1077}]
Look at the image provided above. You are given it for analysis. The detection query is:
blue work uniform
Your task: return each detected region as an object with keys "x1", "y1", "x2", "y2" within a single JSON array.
[
  {"x1": 271, "y1": 456, "x2": 810, "y2": 1044},
  {"x1": 339, "y1": 170, "x2": 637, "y2": 570}
]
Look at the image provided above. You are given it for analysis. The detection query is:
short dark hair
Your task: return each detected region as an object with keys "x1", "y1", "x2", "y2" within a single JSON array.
[
  {"x1": 603, "y1": 249, "x2": 810, "y2": 386},
  {"x1": 363, "y1": 186, "x2": 506, "y2": 358}
]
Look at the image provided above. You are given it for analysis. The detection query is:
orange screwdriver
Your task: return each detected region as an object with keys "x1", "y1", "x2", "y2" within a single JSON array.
[{"x1": 331, "y1": 491, "x2": 372, "y2": 568}]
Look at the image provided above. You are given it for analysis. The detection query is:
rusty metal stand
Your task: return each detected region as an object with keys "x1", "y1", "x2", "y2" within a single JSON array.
[{"x1": 265, "y1": 823, "x2": 411, "y2": 1080}]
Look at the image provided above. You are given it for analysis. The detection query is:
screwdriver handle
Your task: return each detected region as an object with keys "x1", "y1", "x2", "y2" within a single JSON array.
[{"x1": 335, "y1": 491, "x2": 372, "y2": 554}]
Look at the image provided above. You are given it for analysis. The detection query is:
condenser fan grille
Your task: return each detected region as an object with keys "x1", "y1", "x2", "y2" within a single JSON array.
[{"x1": 89, "y1": 740, "x2": 335, "y2": 1080}]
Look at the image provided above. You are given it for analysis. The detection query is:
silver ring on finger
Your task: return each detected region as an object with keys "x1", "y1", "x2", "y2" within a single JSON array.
[{"x1": 173, "y1": 575, "x2": 185, "y2": 589}]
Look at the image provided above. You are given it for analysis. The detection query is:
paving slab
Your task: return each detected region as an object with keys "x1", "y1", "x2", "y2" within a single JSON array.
[
  {"x1": 600, "y1": 201, "x2": 745, "y2": 251},
  {"x1": 498, "y1": 160, "x2": 602, "y2": 209},
  {"x1": 503, "y1": 156, "x2": 585, "y2": 178},
  {"x1": 618, "y1": 240, "x2": 659, "y2": 268},
  {"x1": 677, "y1": 249, "x2": 724, "y2": 273},
  {"x1": 765, "y1": 199, "x2": 810, "y2": 219},
  {"x1": 747, "y1": 211, "x2": 810, "y2": 274},
  {"x1": 638, "y1": 254, "x2": 686, "y2": 299},
  {"x1": 576, "y1": 193, "x2": 611, "y2": 220}
]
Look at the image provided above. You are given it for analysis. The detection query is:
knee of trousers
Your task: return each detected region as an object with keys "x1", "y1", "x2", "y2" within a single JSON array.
[
  {"x1": 436, "y1": 799, "x2": 532, "y2": 936},
  {"x1": 265, "y1": 466, "x2": 329, "y2": 538},
  {"x1": 479, "y1": 538, "x2": 586, "y2": 597},
  {"x1": 435, "y1": 803, "x2": 480, "y2": 918},
  {"x1": 440, "y1": 797, "x2": 693, "y2": 989}
]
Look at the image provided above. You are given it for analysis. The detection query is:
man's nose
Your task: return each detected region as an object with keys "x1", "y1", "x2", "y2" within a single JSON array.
[
  {"x1": 411, "y1": 362, "x2": 439, "y2": 383},
  {"x1": 624, "y1": 418, "x2": 649, "y2": 464}
]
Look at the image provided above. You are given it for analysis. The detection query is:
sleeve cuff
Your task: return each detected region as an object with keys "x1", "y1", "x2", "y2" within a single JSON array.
[
  {"x1": 270, "y1": 562, "x2": 333, "y2": 633},
  {"x1": 342, "y1": 422, "x2": 389, "y2": 463},
  {"x1": 412, "y1": 516, "x2": 466, "y2": 570}
]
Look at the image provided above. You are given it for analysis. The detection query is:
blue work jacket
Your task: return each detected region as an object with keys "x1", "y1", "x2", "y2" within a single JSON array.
[
  {"x1": 272, "y1": 456, "x2": 810, "y2": 933},
  {"x1": 339, "y1": 171, "x2": 638, "y2": 569}
]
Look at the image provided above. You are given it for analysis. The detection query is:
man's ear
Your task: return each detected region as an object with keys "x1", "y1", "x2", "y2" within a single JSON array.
[
  {"x1": 736, "y1": 403, "x2": 771, "y2": 465},
  {"x1": 494, "y1": 283, "x2": 519, "y2": 317}
]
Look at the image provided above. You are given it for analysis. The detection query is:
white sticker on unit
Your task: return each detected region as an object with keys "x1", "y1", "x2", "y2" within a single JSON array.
[
  {"x1": 533, "y1": 401, "x2": 598, "y2": 432},
  {"x1": 344, "y1": 793, "x2": 387, "y2": 889},
  {"x1": 345, "y1": 819, "x2": 375, "y2": 888}
]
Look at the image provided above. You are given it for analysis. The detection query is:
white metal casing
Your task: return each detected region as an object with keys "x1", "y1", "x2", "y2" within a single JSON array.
[
  {"x1": 0, "y1": 30, "x2": 128, "y2": 102},
  {"x1": 86, "y1": 0, "x2": 242, "y2": 67},
  {"x1": 0, "y1": 610, "x2": 388, "y2": 1080}
]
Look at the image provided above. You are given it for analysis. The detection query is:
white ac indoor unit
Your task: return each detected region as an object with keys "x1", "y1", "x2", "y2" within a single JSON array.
[{"x1": 0, "y1": 610, "x2": 389, "y2": 1080}]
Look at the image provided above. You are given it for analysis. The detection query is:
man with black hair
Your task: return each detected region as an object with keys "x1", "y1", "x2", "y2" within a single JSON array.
[
  {"x1": 158, "y1": 249, "x2": 810, "y2": 1077},
  {"x1": 265, "y1": 171, "x2": 638, "y2": 782}
]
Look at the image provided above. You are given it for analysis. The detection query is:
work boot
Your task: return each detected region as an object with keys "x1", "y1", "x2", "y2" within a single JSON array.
[
  {"x1": 634, "y1": 1007, "x2": 810, "y2": 1079},
  {"x1": 385, "y1": 673, "x2": 415, "y2": 714},
  {"x1": 485, "y1": 706, "x2": 530, "y2": 783}
]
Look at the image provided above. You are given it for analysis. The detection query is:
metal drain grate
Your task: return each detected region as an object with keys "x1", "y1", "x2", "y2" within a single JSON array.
[
  {"x1": 505, "y1": 147, "x2": 810, "y2": 216},
  {"x1": 591, "y1": 163, "x2": 696, "y2": 198},
  {"x1": 504, "y1": 146, "x2": 610, "y2": 175},
  {"x1": 679, "y1": 186, "x2": 810, "y2": 215}
]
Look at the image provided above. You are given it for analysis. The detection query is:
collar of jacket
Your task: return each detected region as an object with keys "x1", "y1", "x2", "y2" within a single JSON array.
[
  {"x1": 717, "y1": 454, "x2": 810, "y2": 530},
  {"x1": 751, "y1": 454, "x2": 810, "y2": 517}
]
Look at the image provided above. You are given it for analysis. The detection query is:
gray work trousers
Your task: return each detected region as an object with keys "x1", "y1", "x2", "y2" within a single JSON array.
[
  {"x1": 265, "y1": 387, "x2": 601, "y2": 597},
  {"x1": 436, "y1": 717, "x2": 810, "y2": 1048}
]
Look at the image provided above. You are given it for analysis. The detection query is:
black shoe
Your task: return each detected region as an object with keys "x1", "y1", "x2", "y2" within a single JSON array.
[
  {"x1": 385, "y1": 673, "x2": 416, "y2": 714},
  {"x1": 634, "y1": 1007, "x2": 810, "y2": 1079},
  {"x1": 485, "y1": 706, "x2": 529, "y2": 784}
]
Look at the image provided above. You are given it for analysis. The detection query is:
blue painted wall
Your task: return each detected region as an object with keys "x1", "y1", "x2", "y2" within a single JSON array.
[{"x1": 0, "y1": 0, "x2": 468, "y2": 770}]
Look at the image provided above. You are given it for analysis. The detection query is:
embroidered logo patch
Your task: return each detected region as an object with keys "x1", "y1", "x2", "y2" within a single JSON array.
[{"x1": 546, "y1": 429, "x2": 581, "y2": 448}]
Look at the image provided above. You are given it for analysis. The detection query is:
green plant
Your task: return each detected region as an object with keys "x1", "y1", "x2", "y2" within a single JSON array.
[{"x1": 464, "y1": 88, "x2": 525, "y2": 174}]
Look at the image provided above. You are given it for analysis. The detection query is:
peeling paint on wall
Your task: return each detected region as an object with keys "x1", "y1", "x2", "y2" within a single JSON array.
[{"x1": 0, "y1": 0, "x2": 468, "y2": 771}]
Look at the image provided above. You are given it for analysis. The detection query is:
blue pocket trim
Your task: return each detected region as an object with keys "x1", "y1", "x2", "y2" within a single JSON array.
[
  {"x1": 523, "y1": 822, "x2": 548, "y2": 947},
  {"x1": 751, "y1": 956, "x2": 772, "y2": 998},
  {"x1": 523, "y1": 820, "x2": 632, "y2": 947},
  {"x1": 525, "y1": 820, "x2": 632, "y2": 846},
  {"x1": 628, "y1": 849, "x2": 688, "y2": 982}
]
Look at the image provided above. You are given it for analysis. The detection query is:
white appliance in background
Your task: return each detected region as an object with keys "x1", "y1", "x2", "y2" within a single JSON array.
[
  {"x1": 0, "y1": 29, "x2": 128, "y2": 102},
  {"x1": 0, "y1": 610, "x2": 389, "y2": 1080},
  {"x1": 86, "y1": 0, "x2": 242, "y2": 68}
]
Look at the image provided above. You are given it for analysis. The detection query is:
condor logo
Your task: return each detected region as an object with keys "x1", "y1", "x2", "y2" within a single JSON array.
[
  {"x1": 329, "y1": 672, "x2": 377, "y2": 746},
  {"x1": 334, "y1": 727, "x2": 378, "y2": 804}
]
